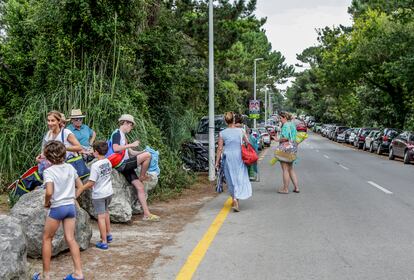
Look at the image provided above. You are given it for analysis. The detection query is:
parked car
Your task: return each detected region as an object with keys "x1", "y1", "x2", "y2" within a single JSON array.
[
  {"x1": 194, "y1": 115, "x2": 227, "y2": 147},
  {"x1": 337, "y1": 128, "x2": 353, "y2": 143},
  {"x1": 363, "y1": 130, "x2": 380, "y2": 151},
  {"x1": 353, "y1": 128, "x2": 374, "y2": 149},
  {"x1": 372, "y1": 128, "x2": 400, "y2": 155},
  {"x1": 251, "y1": 128, "x2": 264, "y2": 150},
  {"x1": 389, "y1": 131, "x2": 414, "y2": 164},
  {"x1": 332, "y1": 126, "x2": 349, "y2": 142},
  {"x1": 265, "y1": 125, "x2": 277, "y2": 137},
  {"x1": 348, "y1": 128, "x2": 361, "y2": 145},
  {"x1": 258, "y1": 127, "x2": 271, "y2": 147}
]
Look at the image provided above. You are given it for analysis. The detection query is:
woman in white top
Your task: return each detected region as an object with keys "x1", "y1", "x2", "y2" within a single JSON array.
[{"x1": 36, "y1": 111, "x2": 82, "y2": 166}]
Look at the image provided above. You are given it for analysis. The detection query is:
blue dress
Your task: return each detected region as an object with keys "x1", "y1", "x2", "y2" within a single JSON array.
[{"x1": 220, "y1": 128, "x2": 252, "y2": 200}]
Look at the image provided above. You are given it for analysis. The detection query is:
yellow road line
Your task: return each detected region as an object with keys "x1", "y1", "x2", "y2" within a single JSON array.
[{"x1": 176, "y1": 197, "x2": 232, "y2": 280}]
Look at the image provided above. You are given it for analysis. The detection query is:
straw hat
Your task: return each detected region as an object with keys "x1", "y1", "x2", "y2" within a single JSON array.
[
  {"x1": 70, "y1": 109, "x2": 86, "y2": 119},
  {"x1": 118, "y1": 114, "x2": 136, "y2": 125}
]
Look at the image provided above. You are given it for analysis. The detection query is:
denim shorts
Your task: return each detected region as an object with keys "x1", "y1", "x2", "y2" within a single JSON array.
[{"x1": 48, "y1": 204, "x2": 76, "y2": 221}]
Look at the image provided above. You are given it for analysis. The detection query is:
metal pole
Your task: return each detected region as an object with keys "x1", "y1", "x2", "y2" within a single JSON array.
[
  {"x1": 253, "y1": 58, "x2": 263, "y2": 129},
  {"x1": 264, "y1": 87, "x2": 267, "y2": 126},
  {"x1": 253, "y1": 60, "x2": 257, "y2": 129},
  {"x1": 208, "y1": 0, "x2": 215, "y2": 181}
]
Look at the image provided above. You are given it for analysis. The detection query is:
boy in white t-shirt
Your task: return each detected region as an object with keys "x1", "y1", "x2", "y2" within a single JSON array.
[
  {"x1": 77, "y1": 141, "x2": 113, "y2": 250},
  {"x1": 32, "y1": 141, "x2": 84, "y2": 280}
]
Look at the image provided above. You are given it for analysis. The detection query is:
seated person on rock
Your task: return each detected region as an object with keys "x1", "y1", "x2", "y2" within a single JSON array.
[
  {"x1": 67, "y1": 109, "x2": 96, "y2": 160},
  {"x1": 110, "y1": 114, "x2": 160, "y2": 222},
  {"x1": 76, "y1": 140, "x2": 113, "y2": 250}
]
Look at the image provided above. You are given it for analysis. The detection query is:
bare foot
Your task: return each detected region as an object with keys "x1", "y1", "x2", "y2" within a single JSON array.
[{"x1": 277, "y1": 188, "x2": 289, "y2": 194}]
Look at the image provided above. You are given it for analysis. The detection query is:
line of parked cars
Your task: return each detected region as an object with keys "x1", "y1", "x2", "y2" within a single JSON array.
[{"x1": 315, "y1": 124, "x2": 414, "y2": 164}]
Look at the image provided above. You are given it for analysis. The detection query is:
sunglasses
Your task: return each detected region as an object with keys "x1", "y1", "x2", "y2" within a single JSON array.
[{"x1": 73, "y1": 118, "x2": 83, "y2": 121}]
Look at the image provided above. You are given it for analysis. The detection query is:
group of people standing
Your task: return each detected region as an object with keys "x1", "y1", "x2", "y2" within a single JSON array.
[
  {"x1": 215, "y1": 111, "x2": 300, "y2": 212},
  {"x1": 33, "y1": 110, "x2": 159, "y2": 280}
]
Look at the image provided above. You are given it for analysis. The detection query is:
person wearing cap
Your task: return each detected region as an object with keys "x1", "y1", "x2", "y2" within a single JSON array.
[
  {"x1": 67, "y1": 109, "x2": 96, "y2": 151},
  {"x1": 110, "y1": 114, "x2": 160, "y2": 222}
]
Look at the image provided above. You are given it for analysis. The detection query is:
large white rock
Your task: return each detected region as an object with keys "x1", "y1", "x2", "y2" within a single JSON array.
[
  {"x1": 0, "y1": 215, "x2": 28, "y2": 280},
  {"x1": 10, "y1": 189, "x2": 92, "y2": 258},
  {"x1": 79, "y1": 169, "x2": 158, "y2": 223}
]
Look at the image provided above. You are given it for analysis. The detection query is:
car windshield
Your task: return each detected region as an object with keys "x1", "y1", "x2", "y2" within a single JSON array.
[
  {"x1": 410, "y1": 135, "x2": 414, "y2": 142},
  {"x1": 362, "y1": 130, "x2": 371, "y2": 136},
  {"x1": 387, "y1": 130, "x2": 399, "y2": 137}
]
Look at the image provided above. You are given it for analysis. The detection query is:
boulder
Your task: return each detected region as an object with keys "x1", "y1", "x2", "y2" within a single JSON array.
[
  {"x1": 0, "y1": 215, "x2": 28, "y2": 280},
  {"x1": 79, "y1": 169, "x2": 158, "y2": 223},
  {"x1": 10, "y1": 189, "x2": 92, "y2": 258}
]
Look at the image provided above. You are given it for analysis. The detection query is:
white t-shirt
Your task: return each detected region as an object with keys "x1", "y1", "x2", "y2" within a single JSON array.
[
  {"x1": 42, "y1": 128, "x2": 74, "y2": 158},
  {"x1": 111, "y1": 129, "x2": 129, "y2": 161},
  {"x1": 89, "y1": 158, "x2": 113, "y2": 199},
  {"x1": 43, "y1": 163, "x2": 78, "y2": 208}
]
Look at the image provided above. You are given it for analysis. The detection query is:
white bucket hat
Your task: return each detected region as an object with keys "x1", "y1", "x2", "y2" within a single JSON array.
[
  {"x1": 70, "y1": 109, "x2": 86, "y2": 119},
  {"x1": 118, "y1": 114, "x2": 136, "y2": 125}
]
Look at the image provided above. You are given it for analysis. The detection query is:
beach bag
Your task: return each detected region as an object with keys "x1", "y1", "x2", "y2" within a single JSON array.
[
  {"x1": 241, "y1": 134, "x2": 258, "y2": 165},
  {"x1": 274, "y1": 123, "x2": 298, "y2": 163},
  {"x1": 8, "y1": 166, "x2": 43, "y2": 198},
  {"x1": 66, "y1": 155, "x2": 90, "y2": 179},
  {"x1": 105, "y1": 129, "x2": 125, "y2": 168},
  {"x1": 145, "y1": 146, "x2": 160, "y2": 176}
]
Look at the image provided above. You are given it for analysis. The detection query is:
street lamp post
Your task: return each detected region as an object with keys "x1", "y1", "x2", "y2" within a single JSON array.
[
  {"x1": 208, "y1": 0, "x2": 215, "y2": 181},
  {"x1": 264, "y1": 87, "x2": 267, "y2": 126},
  {"x1": 253, "y1": 58, "x2": 263, "y2": 129}
]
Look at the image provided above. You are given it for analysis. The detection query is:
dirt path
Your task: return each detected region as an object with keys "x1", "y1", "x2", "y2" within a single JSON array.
[{"x1": 24, "y1": 174, "x2": 216, "y2": 279}]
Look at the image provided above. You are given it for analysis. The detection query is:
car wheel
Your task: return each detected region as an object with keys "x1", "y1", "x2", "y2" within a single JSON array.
[
  {"x1": 362, "y1": 143, "x2": 366, "y2": 151},
  {"x1": 389, "y1": 147, "x2": 395, "y2": 160},
  {"x1": 376, "y1": 145, "x2": 382, "y2": 155},
  {"x1": 404, "y1": 150, "x2": 410, "y2": 164},
  {"x1": 369, "y1": 144, "x2": 374, "y2": 153}
]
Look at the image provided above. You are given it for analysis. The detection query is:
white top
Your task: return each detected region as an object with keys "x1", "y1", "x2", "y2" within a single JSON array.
[
  {"x1": 42, "y1": 128, "x2": 74, "y2": 158},
  {"x1": 43, "y1": 163, "x2": 78, "y2": 208},
  {"x1": 88, "y1": 158, "x2": 113, "y2": 199}
]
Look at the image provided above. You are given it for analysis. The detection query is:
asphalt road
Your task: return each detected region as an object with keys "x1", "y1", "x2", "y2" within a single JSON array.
[{"x1": 149, "y1": 133, "x2": 414, "y2": 280}]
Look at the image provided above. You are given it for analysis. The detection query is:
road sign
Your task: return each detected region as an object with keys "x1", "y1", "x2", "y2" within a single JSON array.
[{"x1": 249, "y1": 100, "x2": 260, "y2": 119}]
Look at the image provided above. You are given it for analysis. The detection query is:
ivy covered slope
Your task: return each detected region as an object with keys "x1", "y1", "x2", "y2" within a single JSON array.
[
  {"x1": 287, "y1": 0, "x2": 414, "y2": 129},
  {"x1": 0, "y1": 0, "x2": 293, "y2": 193}
]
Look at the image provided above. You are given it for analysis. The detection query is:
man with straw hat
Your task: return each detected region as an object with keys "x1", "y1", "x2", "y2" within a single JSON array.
[{"x1": 67, "y1": 109, "x2": 96, "y2": 151}]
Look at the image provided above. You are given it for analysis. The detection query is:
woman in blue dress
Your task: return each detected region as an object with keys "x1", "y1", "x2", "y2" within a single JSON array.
[
  {"x1": 275, "y1": 111, "x2": 300, "y2": 194},
  {"x1": 215, "y1": 112, "x2": 252, "y2": 211}
]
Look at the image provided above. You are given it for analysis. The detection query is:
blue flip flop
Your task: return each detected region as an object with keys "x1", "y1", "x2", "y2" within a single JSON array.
[
  {"x1": 32, "y1": 272, "x2": 41, "y2": 280},
  {"x1": 95, "y1": 241, "x2": 108, "y2": 250},
  {"x1": 63, "y1": 274, "x2": 84, "y2": 280}
]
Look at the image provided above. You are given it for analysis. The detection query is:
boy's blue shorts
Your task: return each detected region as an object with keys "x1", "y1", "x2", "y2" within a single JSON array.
[{"x1": 48, "y1": 204, "x2": 76, "y2": 221}]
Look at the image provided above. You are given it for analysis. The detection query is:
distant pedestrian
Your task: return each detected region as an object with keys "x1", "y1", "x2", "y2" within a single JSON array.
[
  {"x1": 32, "y1": 141, "x2": 84, "y2": 280},
  {"x1": 76, "y1": 141, "x2": 113, "y2": 250},
  {"x1": 215, "y1": 112, "x2": 252, "y2": 212},
  {"x1": 274, "y1": 111, "x2": 300, "y2": 194}
]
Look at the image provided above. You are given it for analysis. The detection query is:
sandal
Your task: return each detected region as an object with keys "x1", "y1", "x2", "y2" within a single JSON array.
[
  {"x1": 63, "y1": 274, "x2": 84, "y2": 280},
  {"x1": 95, "y1": 241, "x2": 108, "y2": 250},
  {"x1": 277, "y1": 189, "x2": 289, "y2": 194},
  {"x1": 232, "y1": 199, "x2": 240, "y2": 212},
  {"x1": 32, "y1": 272, "x2": 41, "y2": 280},
  {"x1": 142, "y1": 214, "x2": 160, "y2": 222},
  {"x1": 293, "y1": 189, "x2": 300, "y2": 193}
]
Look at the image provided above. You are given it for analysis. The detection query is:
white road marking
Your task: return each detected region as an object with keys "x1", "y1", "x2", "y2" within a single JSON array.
[
  {"x1": 367, "y1": 181, "x2": 393, "y2": 194},
  {"x1": 323, "y1": 155, "x2": 330, "y2": 159},
  {"x1": 316, "y1": 149, "x2": 320, "y2": 153},
  {"x1": 339, "y1": 164, "x2": 349, "y2": 170}
]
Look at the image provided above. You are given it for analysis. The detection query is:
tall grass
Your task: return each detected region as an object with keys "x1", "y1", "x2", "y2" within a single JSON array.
[{"x1": 0, "y1": 47, "x2": 193, "y2": 195}]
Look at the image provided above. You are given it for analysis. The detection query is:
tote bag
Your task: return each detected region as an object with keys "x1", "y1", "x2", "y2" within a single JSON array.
[
  {"x1": 241, "y1": 133, "x2": 258, "y2": 165},
  {"x1": 274, "y1": 123, "x2": 298, "y2": 163}
]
